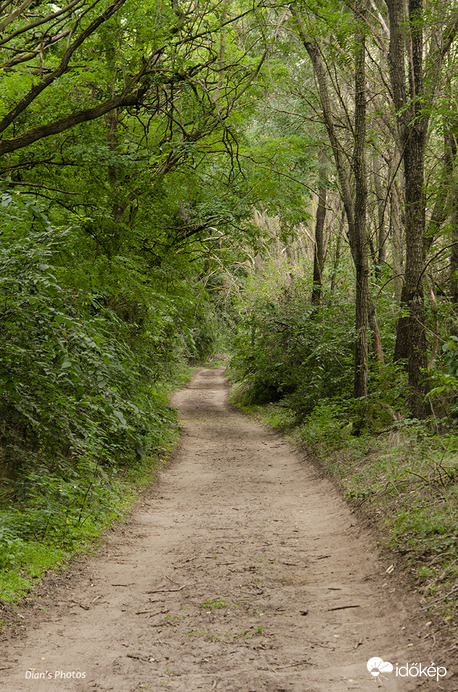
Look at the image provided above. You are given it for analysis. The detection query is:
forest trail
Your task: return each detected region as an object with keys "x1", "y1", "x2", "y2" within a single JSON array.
[{"x1": 0, "y1": 367, "x2": 451, "y2": 691}]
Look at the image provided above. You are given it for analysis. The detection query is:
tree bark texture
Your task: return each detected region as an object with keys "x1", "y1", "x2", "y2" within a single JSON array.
[
  {"x1": 293, "y1": 6, "x2": 384, "y2": 392},
  {"x1": 311, "y1": 150, "x2": 327, "y2": 306},
  {"x1": 352, "y1": 7, "x2": 369, "y2": 399},
  {"x1": 372, "y1": 155, "x2": 386, "y2": 273},
  {"x1": 446, "y1": 129, "x2": 458, "y2": 315},
  {"x1": 385, "y1": 0, "x2": 429, "y2": 416}
]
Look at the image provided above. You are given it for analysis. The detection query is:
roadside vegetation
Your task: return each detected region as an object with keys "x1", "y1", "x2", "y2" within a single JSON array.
[
  {"x1": 234, "y1": 396, "x2": 457, "y2": 622},
  {"x1": 0, "y1": 195, "x2": 219, "y2": 605},
  {"x1": 0, "y1": 365, "x2": 189, "y2": 607}
]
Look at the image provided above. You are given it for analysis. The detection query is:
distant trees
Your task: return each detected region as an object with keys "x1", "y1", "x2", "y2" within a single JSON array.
[
  {"x1": 222, "y1": 0, "x2": 458, "y2": 420},
  {"x1": 283, "y1": 0, "x2": 458, "y2": 417}
]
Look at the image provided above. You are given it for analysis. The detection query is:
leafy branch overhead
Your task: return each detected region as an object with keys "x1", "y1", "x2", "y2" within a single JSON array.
[{"x1": 0, "y1": 0, "x2": 267, "y2": 155}]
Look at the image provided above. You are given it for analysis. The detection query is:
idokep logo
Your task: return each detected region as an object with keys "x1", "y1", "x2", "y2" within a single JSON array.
[
  {"x1": 367, "y1": 657, "x2": 394, "y2": 679},
  {"x1": 367, "y1": 657, "x2": 448, "y2": 683}
]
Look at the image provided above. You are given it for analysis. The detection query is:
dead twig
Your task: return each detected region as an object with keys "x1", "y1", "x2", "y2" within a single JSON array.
[
  {"x1": 327, "y1": 604, "x2": 361, "y2": 612},
  {"x1": 111, "y1": 583, "x2": 133, "y2": 587},
  {"x1": 126, "y1": 653, "x2": 157, "y2": 662},
  {"x1": 70, "y1": 600, "x2": 89, "y2": 610},
  {"x1": 165, "y1": 575, "x2": 181, "y2": 585}
]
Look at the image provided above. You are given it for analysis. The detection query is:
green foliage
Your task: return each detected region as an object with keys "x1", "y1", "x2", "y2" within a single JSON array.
[
  {"x1": 199, "y1": 598, "x2": 229, "y2": 610},
  {"x1": 0, "y1": 0, "x2": 258, "y2": 600},
  {"x1": 0, "y1": 196, "x2": 173, "y2": 475},
  {"x1": 0, "y1": 186, "x2": 217, "y2": 602},
  {"x1": 0, "y1": 0, "x2": 456, "y2": 627},
  {"x1": 428, "y1": 336, "x2": 458, "y2": 418},
  {"x1": 294, "y1": 401, "x2": 352, "y2": 451},
  {"x1": 230, "y1": 265, "x2": 355, "y2": 414},
  {"x1": 389, "y1": 505, "x2": 458, "y2": 558}
]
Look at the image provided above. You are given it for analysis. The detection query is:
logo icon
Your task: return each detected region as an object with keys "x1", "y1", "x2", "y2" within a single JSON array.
[{"x1": 367, "y1": 657, "x2": 394, "y2": 678}]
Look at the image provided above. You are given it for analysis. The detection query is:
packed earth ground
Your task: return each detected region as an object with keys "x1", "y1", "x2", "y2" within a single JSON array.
[{"x1": 0, "y1": 367, "x2": 456, "y2": 691}]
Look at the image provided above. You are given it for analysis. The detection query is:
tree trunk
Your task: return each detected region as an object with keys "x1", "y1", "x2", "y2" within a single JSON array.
[
  {"x1": 311, "y1": 151, "x2": 327, "y2": 306},
  {"x1": 399, "y1": 116, "x2": 429, "y2": 414},
  {"x1": 390, "y1": 177, "x2": 405, "y2": 303},
  {"x1": 385, "y1": 0, "x2": 429, "y2": 416},
  {"x1": 293, "y1": 7, "x2": 380, "y2": 394},
  {"x1": 353, "y1": 5, "x2": 369, "y2": 399},
  {"x1": 446, "y1": 129, "x2": 458, "y2": 317},
  {"x1": 330, "y1": 207, "x2": 345, "y2": 295},
  {"x1": 372, "y1": 155, "x2": 386, "y2": 274}
]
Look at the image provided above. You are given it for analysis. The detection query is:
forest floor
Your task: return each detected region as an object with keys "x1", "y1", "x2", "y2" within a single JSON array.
[{"x1": 0, "y1": 367, "x2": 456, "y2": 691}]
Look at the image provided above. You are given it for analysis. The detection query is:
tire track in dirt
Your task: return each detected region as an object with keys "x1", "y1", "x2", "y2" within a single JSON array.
[{"x1": 0, "y1": 367, "x2": 452, "y2": 691}]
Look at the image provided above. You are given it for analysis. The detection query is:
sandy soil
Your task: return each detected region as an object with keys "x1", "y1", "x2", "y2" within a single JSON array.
[{"x1": 0, "y1": 367, "x2": 455, "y2": 691}]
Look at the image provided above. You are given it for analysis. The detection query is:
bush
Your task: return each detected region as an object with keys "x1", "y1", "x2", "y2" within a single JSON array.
[
  {"x1": 0, "y1": 194, "x2": 219, "y2": 481},
  {"x1": 230, "y1": 268, "x2": 355, "y2": 415}
]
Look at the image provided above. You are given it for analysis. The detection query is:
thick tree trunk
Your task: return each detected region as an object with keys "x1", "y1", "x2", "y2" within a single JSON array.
[
  {"x1": 447, "y1": 130, "x2": 458, "y2": 316},
  {"x1": 451, "y1": 208, "x2": 458, "y2": 318},
  {"x1": 385, "y1": 0, "x2": 429, "y2": 416},
  {"x1": 353, "y1": 13, "x2": 369, "y2": 399},
  {"x1": 398, "y1": 121, "x2": 429, "y2": 414},
  {"x1": 390, "y1": 177, "x2": 405, "y2": 303},
  {"x1": 451, "y1": 194, "x2": 458, "y2": 320}
]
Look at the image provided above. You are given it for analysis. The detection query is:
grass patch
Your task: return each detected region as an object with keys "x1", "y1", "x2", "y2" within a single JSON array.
[
  {"x1": 0, "y1": 542, "x2": 66, "y2": 602},
  {"x1": 240, "y1": 397, "x2": 458, "y2": 624},
  {"x1": 199, "y1": 598, "x2": 229, "y2": 610},
  {"x1": 228, "y1": 382, "x2": 296, "y2": 432}
]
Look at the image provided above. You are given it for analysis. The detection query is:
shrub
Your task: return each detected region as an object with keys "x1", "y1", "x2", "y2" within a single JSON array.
[{"x1": 230, "y1": 268, "x2": 355, "y2": 415}]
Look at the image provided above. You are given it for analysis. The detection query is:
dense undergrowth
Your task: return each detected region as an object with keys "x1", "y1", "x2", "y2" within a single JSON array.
[
  {"x1": 229, "y1": 261, "x2": 458, "y2": 625},
  {"x1": 0, "y1": 367, "x2": 189, "y2": 607},
  {"x1": 0, "y1": 194, "x2": 222, "y2": 607},
  {"x1": 0, "y1": 0, "x2": 456, "y2": 645}
]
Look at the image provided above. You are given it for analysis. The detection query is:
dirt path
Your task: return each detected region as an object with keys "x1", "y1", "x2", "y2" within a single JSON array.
[{"x1": 0, "y1": 367, "x2": 454, "y2": 691}]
